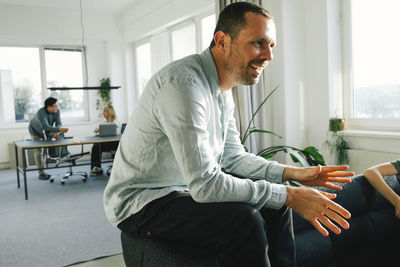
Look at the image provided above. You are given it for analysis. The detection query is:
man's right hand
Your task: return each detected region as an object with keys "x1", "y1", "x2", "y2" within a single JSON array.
[
  {"x1": 59, "y1": 127, "x2": 69, "y2": 133},
  {"x1": 52, "y1": 132, "x2": 59, "y2": 139},
  {"x1": 285, "y1": 186, "x2": 351, "y2": 236}
]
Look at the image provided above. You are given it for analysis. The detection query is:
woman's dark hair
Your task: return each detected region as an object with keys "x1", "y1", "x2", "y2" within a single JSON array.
[
  {"x1": 44, "y1": 97, "x2": 58, "y2": 109},
  {"x1": 210, "y1": 2, "x2": 272, "y2": 48}
]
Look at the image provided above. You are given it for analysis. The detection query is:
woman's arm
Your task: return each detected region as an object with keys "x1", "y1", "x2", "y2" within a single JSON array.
[{"x1": 363, "y1": 162, "x2": 400, "y2": 218}]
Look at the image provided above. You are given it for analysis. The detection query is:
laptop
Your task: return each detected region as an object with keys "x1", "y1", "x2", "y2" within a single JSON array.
[{"x1": 98, "y1": 123, "x2": 118, "y2": 137}]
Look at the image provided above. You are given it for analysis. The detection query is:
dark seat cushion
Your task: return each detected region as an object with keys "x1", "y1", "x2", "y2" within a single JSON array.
[
  {"x1": 294, "y1": 174, "x2": 400, "y2": 267},
  {"x1": 121, "y1": 232, "x2": 219, "y2": 267}
]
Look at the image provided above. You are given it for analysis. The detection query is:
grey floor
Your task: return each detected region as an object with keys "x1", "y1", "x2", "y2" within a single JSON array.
[
  {"x1": 70, "y1": 254, "x2": 125, "y2": 267},
  {"x1": 0, "y1": 165, "x2": 125, "y2": 267}
]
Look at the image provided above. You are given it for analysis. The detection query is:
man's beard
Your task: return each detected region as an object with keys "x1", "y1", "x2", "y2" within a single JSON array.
[{"x1": 224, "y1": 49, "x2": 263, "y2": 85}]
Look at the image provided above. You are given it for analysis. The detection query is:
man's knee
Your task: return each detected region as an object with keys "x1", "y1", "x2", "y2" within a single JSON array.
[{"x1": 226, "y1": 203, "x2": 264, "y2": 231}]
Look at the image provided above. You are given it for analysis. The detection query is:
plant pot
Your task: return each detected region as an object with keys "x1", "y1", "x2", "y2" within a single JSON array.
[{"x1": 329, "y1": 118, "x2": 345, "y2": 132}]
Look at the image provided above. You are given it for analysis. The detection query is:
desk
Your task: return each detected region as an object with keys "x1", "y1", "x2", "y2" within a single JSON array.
[{"x1": 14, "y1": 135, "x2": 121, "y2": 200}]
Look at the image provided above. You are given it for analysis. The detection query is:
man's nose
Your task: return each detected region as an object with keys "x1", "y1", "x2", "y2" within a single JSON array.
[{"x1": 260, "y1": 46, "x2": 273, "y2": 61}]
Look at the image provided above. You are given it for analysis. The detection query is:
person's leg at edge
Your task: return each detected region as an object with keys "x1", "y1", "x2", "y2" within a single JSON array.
[
  {"x1": 90, "y1": 143, "x2": 102, "y2": 170},
  {"x1": 118, "y1": 192, "x2": 271, "y2": 267},
  {"x1": 30, "y1": 134, "x2": 44, "y2": 177},
  {"x1": 260, "y1": 205, "x2": 296, "y2": 267}
]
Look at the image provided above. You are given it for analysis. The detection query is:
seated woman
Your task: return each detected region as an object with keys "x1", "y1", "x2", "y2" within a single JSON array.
[
  {"x1": 363, "y1": 159, "x2": 400, "y2": 218},
  {"x1": 90, "y1": 106, "x2": 120, "y2": 176}
]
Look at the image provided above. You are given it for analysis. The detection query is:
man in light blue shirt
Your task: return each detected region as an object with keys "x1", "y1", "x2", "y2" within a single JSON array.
[{"x1": 104, "y1": 2, "x2": 354, "y2": 266}]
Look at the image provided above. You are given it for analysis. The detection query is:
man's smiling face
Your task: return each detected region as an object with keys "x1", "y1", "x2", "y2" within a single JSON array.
[{"x1": 223, "y1": 12, "x2": 276, "y2": 85}]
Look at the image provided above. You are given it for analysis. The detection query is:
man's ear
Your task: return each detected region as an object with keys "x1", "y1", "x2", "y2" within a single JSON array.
[{"x1": 214, "y1": 31, "x2": 229, "y2": 51}]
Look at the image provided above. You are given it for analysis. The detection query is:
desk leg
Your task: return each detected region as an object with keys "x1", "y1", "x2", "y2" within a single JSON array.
[
  {"x1": 15, "y1": 143, "x2": 20, "y2": 188},
  {"x1": 22, "y1": 148, "x2": 28, "y2": 200}
]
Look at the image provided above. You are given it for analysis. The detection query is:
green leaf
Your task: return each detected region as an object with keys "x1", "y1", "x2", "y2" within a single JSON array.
[
  {"x1": 248, "y1": 128, "x2": 282, "y2": 139},
  {"x1": 241, "y1": 85, "x2": 279, "y2": 145},
  {"x1": 289, "y1": 151, "x2": 309, "y2": 167},
  {"x1": 261, "y1": 152, "x2": 277, "y2": 159},
  {"x1": 303, "y1": 146, "x2": 325, "y2": 165}
]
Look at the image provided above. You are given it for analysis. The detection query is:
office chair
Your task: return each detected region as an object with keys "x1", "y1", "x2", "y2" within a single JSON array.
[
  {"x1": 45, "y1": 136, "x2": 90, "y2": 184},
  {"x1": 103, "y1": 150, "x2": 116, "y2": 176}
]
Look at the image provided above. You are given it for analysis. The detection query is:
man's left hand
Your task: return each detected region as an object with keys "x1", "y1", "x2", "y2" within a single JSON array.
[{"x1": 284, "y1": 165, "x2": 354, "y2": 190}]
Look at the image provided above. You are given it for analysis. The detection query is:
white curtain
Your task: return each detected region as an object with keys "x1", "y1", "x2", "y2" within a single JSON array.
[{"x1": 216, "y1": 0, "x2": 270, "y2": 154}]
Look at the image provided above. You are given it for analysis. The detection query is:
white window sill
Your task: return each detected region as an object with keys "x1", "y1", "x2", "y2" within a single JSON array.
[
  {"x1": 342, "y1": 129, "x2": 400, "y2": 139},
  {"x1": 338, "y1": 129, "x2": 400, "y2": 154}
]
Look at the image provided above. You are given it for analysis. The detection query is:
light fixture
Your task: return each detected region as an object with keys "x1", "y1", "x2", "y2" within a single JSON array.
[{"x1": 48, "y1": 0, "x2": 120, "y2": 91}]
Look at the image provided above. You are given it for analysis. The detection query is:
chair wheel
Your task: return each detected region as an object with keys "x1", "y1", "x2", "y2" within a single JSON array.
[
  {"x1": 61, "y1": 180, "x2": 65, "y2": 185},
  {"x1": 49, "y1": 178, "x2": 54, "y2": 183},
  {"x1": 82, "y1": 177, "x2": 87, "y2": 182}
]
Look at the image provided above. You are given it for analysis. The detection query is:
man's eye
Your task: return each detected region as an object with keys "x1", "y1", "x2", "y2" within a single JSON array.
[{"x1": 254, "y1": 41, "x2": 263, "y2": 47}]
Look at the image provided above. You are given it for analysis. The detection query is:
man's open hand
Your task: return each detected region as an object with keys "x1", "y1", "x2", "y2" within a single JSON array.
[
  {"x1": 284, "y1": 165, "x2": 354, "y2": 190},
  {"x1": 285, "y1": 186, "x2": 351, "y2": 236}
]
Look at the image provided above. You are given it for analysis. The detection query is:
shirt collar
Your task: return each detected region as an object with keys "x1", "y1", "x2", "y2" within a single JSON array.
[{"x1": 200, "y1": 48, "x2": 220, "y2": 95}]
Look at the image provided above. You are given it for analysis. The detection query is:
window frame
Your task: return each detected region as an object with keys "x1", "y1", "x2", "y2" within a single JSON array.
[
  {"x1": 0, "y1": 45, "x2": 89, "y2": 128},
  {"x1": 342, "y1": 0, "x2": 400, "y2": 131},
  {"x1": 132, "y1": 10, "x2": 215, "y2": 99}
]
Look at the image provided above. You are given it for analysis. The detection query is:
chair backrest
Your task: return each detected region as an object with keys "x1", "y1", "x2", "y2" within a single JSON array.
[
  {"x1": 46, "y1": 134, "x2": 69, "y2": 159},
  {"x1": 48, "y1": 145, "x2": 69, "y2": 158},
  {"x1": 121, "y1": 123, "x2": 127, "y2": 134}
]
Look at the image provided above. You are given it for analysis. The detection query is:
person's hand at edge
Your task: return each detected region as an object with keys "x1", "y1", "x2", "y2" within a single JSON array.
[{"x1": 59, "y1": 127, "x2": 69, "y2": 133}]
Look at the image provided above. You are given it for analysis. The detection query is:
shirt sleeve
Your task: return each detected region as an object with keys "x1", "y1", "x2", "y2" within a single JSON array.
[
  {"x1": 55, "y1": 110, "x2": 62, "y2": 128},
  {"x1": 390, "y1": 159, "x2": 400, "y2": 174},
  {"x1": 220, "y1": 108, "x2": 287, "y2": 208},
  {"x1": 154, "y1": 77, "x2": 287, "y2": 210}
]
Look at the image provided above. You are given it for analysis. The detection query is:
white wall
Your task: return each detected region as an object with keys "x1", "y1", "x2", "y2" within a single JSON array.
[{"x1": 0, "y1": 4, "x2": 126, "y2": 167}]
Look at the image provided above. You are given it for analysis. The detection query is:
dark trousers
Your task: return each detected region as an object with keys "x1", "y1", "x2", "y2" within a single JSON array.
[
  {"x1": 118, "y1": 191, "x2": 296, "y2": 267},
  {"x1": 90, "y1": 141, "x2": 119, "y2": 169}
]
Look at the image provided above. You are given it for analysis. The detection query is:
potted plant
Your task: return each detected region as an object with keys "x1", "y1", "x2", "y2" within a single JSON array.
[
  {"x1": 240, "y1": 86, "x2": 326, "y2": 167},
  {"x1": 96, "y1": 78, "x2": 112, "y2": 117},
  {"x1": 324, "y1": 117, "x2": 351, "y2": 165}
]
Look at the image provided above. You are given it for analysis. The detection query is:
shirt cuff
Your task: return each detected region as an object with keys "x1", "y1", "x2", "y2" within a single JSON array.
[
  {"x1": 264, "y1": 183, "x2": 287, "y2": 209},
  {"x1": 266, "y1": 163, "x2": 287, "y2": 183}
]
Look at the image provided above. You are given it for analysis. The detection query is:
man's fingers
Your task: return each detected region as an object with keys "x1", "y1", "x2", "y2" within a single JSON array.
[
  {"x1": 326, "y1": 171, "x2": 355, "y2": 177},
  {"x1": 318, "y1": 215, "x2": 342, "y2": 235},
  {"x1": 325, "y1": 177, "x2": 352, "y2": 183},
  {"x1": 324, "y1": 209, "x2": 350, "y2": 230},
  {"x1": 326, "y1": 200, "x2": 351, "y2": 219},
  {"x1": 322, "y1": 182, "x2": 343, "y2": 191},
  {"x1": 321, "y1": 165, "x2": 349, "y2": 172},
  {"x1": 320, "y1": 191, "x2": 337, "y2": 199},
  {"x1": 311, "y1": 219, "x2": 329, "y2": 237}
]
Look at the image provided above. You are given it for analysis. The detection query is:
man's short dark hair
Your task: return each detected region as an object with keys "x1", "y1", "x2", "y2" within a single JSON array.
[
  {"x1": 210, "y1": 2, "x2": 273, "y2": 48},
  {"x1": 44, "y1": 97, "x2": 58, "y2": 109}
]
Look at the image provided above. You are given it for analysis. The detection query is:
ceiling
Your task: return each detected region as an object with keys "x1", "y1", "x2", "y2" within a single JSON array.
[{"x1": 0, "y1": 0, "x2": 140, "y2": 14}]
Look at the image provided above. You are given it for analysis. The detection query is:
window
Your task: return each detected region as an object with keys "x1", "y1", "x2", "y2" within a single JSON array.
[
  {"x1": 0, "y1": 46, "x2": 88, "y2": 125},
  {"x1": 171, "y1": 21, "x2": 197, "y2": 61},
  {"x1": 133, "y1": 12, "x2": 215, "y2": 98},
  {"x1": 200, "y1": 14, "x2": 216, "y2": 50},
  {"x1": 44, "y1": 48, "x2": 85, "y2": 119},
  {"x1": 0, "y1": 47, "x2": 42, "y2": 123},
  {"x1": 343, "y1": 0, "x2": 400, "y2": 130},
  {"x1": 135, "y1": 42, "x2": 152, "y2": 96}
]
